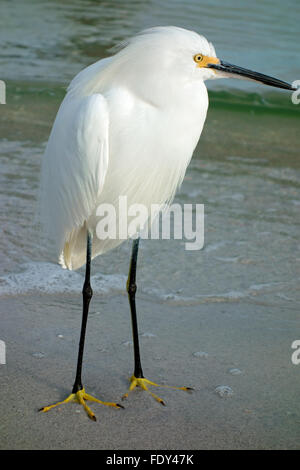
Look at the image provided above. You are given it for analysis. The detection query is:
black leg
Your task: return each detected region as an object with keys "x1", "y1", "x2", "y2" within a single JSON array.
[
  {"x1": 127, "y1": 237, "x2": 144, "y2": 378},
  {"x1": 40, "y1": 230, "x2": 123, "y2": 419},
  {"x1": 72, "y1": 230, "x2": 93, "y2": 393},
  {"x1": 122, "y1": 237, "x2": 192, "y2": 405}
]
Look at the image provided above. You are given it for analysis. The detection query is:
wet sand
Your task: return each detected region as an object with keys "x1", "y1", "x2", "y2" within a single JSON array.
[{"x1": 0, "y1": 291, "x2": 299, "y2": 450}]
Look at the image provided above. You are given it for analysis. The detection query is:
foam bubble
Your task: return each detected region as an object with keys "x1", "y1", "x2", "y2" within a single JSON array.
[
  {"x1": 193, "y1": 351, "x2": 209, "y2": 359},
  {"x1": 215, "y1": 385, "x2": 234, "y2": 398}
]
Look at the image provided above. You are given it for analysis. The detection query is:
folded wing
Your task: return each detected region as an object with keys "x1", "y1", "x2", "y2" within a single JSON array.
[{"x1": 40, "y1": 93, "x2": 109, "y2": 266}]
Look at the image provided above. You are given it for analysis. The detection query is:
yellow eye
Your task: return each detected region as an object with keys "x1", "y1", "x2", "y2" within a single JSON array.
[{"x1": 194, "y1": 54, "x2": 203, "y2": 63}]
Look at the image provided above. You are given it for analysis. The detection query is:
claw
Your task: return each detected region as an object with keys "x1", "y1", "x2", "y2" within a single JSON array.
[
  {"x1": 123, "y1": 375, "x2": 192, "y2": 405},
  {"x1": 39, "y1": 387, "x2": 121, "y2": 421}
]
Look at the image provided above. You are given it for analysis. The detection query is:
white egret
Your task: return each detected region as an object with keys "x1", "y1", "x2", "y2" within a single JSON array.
[{"x1": 39, "y1": 26, "x2": 295, "y2": 421}]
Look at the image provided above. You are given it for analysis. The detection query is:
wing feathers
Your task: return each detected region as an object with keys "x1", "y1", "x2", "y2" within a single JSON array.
[{"x1": 40, "y1": 93, "x2": 109, "y2": 259}]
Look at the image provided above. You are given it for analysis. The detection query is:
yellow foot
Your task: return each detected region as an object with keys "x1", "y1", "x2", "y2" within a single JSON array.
[
  {"x1": 122, "y1": 375, "x2": 193, "y2": 406},
  {"x1": 39, "y1": 388, "x2": 123, "y2": 421}
]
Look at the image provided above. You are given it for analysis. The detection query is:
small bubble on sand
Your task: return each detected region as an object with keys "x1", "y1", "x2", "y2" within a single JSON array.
[
  {"x1": 141, "y1": 332, "x2": 157, "y2": 338},
  {"x1": 32, "y1": 352, "x2": 45, "y2": 358},
  {"x1": 228, "y1": 368, "x2": 242, "y2": 375},
  {"x1": 57, "y1": 334, "x2": 64, "y2": 339},
  {"x1": 215, "y1": 385, "x2": 233, "y2": 397},
  {"x1": 193, "y1": 351, "x2": 208, "y2": 358}
]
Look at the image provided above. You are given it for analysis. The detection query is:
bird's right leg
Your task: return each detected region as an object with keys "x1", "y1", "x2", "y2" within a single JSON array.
[
  {"x1": 122, "y1": 238, "x2": 192, "y2": 406},
  {"x1": 39, "y1": 230, "x2": 123, "y2": 421}
]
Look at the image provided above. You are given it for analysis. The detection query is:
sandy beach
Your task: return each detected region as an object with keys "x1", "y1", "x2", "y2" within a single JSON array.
[
  {"x1": 1, "y1": 0, "x2": 299, "y2": 452},
  {"x1": 0, "y1": 290, "x2": 299, "y2": 450}
]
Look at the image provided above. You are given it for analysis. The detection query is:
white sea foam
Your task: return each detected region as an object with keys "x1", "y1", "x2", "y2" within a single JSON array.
[
  {"x1": 0, "y1": 262, "x2": 126, "y2": 296},
  {"x1": 0, "y1": 261, "x2": 294, "y2": 307}
]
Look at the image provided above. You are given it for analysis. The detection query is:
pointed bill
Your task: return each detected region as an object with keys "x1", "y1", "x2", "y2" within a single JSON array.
[{"x1": 207, "y1": 60, "x2": 297, "y2": 91}]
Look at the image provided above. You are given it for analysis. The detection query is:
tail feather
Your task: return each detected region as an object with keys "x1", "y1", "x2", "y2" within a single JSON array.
[{"x1": 59, "y1": 225, "x2": 87, "y2": 271}]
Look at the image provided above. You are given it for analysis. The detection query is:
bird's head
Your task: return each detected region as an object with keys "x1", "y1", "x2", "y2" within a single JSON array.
[
  {"x1": 191, "y1": 32, "x2": 296, "y2": 91},
  {"x1": 109, "y1": 26, "x2": 296, "y2": 107},
  {"x1": 123, "y1": 26, "x2": 295, "y2": 90}
]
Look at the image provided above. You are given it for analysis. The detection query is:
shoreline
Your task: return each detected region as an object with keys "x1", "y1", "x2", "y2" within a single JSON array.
[{"x1": 0, "y1": 292, "x2": 299, "y2": 449}]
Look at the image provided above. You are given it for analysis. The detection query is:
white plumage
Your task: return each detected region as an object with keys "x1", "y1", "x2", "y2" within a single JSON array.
[
  {"x1": 40, "y1": 27, "x2": 216, "y2": 270},
  {"x1": 38, "y1": 25, "x2": 296, "y2": 420},
  {"x1": 41, "y1": 25, "x2": 293, "y2": 271}
]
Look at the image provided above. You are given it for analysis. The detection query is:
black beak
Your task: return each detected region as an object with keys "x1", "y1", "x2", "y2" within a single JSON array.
[{"x1": 207, "y1": 60, "x2": 297, "y2": 91}]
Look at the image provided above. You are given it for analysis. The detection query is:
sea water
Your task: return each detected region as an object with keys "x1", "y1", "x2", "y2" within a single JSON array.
[{"x1": 0, "y1": 0, "x2": 299, "y2": 311}]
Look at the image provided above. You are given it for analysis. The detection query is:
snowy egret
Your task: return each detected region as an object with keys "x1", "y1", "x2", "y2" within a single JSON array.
[{"x1": 39, "y1": 26, "x2": 295, "y2": 421}]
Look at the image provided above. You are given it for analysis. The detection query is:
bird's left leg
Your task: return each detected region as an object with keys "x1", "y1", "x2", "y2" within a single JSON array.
[
  {"x1": 122, "y1": 237, "x2": 192, "y2": 406},
  {"x1": 39, "y1": 230, "x2": 123, "y2": 421}
]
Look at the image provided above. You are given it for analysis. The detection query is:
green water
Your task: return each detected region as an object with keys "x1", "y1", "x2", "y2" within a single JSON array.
[
  {"x1": 0, "y1": 0, "x2": 299, "y2": 320},
  {"x1": 1, "y1": 0, "x2": 299, "y2": 85},
  {"x1": 1, "y1": 0, "x2": 299, "y2": 123}
]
